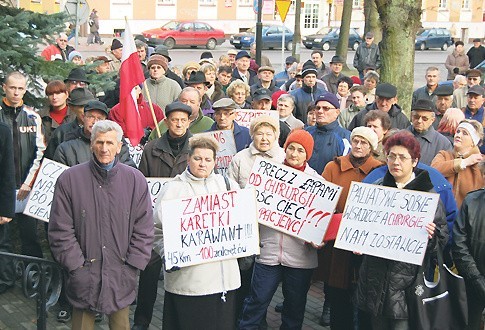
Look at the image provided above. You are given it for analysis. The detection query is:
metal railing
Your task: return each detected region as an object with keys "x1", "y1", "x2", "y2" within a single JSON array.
[{"x1": 0, "y1": 252, "x2": 62, "y2": 330}]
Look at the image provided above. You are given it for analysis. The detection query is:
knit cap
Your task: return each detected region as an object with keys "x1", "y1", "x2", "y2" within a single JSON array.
[{"x1": 284, "y1": 129, "x2": 314, "y2": 161}]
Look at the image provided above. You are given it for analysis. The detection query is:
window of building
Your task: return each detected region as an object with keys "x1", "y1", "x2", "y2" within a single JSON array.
[
  {"x1": 304, "y1": 3, "x2": 319, "y2": 29},
  {"x1": 353, "y1": 0, "x2": 361, "y2": 7},
  {"x1": 462, "y1": 0, "x2": 470, "y2": 9},
  {"x1": 157, "y1": 0, "x2": 174, "y2": 4},
  {"x1": 438, "y1": 0, "x2": 447, "y2": 9},
  {"x1": 239, "y1": 0, "x2": 251, "y2": 5},
  {"x1": 199, "y1": 0, "x2": 215, "y2": 4}
]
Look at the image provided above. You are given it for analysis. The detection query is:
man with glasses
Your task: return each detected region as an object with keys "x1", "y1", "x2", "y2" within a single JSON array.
[
  {"x1": 353, "y1": 32, "x2": 381, "y2": 82},
  {"x1": 406, "y1": 99, "x2": 452, "y2": 165},
  {"x1": 64, "y1": 68, "x2": 90, "y2": 93},
  {"x1": 207, "y1": 98, "x2": 251, "y2": 152},
  {"x1": 53, "y1": 100, "x2": 134, "y2": 167},
  {"x1": 41, "y1": 33, "x2": 75, "y2": 62},
  {"x1": 454, "y1": 69, "x2": 482, "y2": 110},
  {"x1": 306, "y1": 94, "x2": 351, "y2": 174},
  {"x1": 348, "y1": 83, "x2": 410, "y2": 130}
]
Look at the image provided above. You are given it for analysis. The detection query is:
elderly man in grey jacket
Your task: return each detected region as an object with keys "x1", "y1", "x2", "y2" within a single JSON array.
[{"x1": 49, "y1": 120, "x2": 154, "y2": 329}]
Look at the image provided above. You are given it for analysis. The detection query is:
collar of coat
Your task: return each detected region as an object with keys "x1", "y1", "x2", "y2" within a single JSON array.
[
  {"x1": 382, "y1": 168, "x2": 433, "y2": 192},
  {"x1": 154, "y1": 131, "x2": 192, "y2": 157},
  {"x1": 248, "y1": 142, "x2": 282, "y2": 158},
  {"x1": 335, "y1": 154, "x2": 383, "y2": 174}
]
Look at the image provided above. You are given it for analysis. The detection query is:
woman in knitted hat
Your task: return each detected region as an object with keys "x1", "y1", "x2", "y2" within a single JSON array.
[
  {"x1": 320, "y1": 126, "x2": 383, "y2": 329},
  {"x1": 227, "y1": 115, "x2": 285, "y2": 317},
  {"x1": 182, "y1": 61, "x2": 201, "y2": 81},
  {"x1": 237, "y1": 129, "x2": 322, "y2": 329},
  {"x1": 431, "y1": 119, "x2": 484, "y2": 208}
]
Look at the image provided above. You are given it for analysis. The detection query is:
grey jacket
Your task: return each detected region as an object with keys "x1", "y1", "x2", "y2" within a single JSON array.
[{"x1": 406, "y1": 126, "x2": 453, "y2": 165}]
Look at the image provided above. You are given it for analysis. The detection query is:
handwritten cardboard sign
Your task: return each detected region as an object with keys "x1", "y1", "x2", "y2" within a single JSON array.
[
  {"x1": 194, "y1": 130, "x2": 237, "y2": 175},
  {"x1": 334, "y1": 182, "x2": 440, "y2": 265},
  {"x1": 247, "y1": 157, "x2": 342, "y2": 244},
  {"x1": 24, "y1": 159, "x2": 69, "y2": 222},
  {"x1": 235, "y1": 109, "x2": 279, "y2": 128},
  {"x1": 146, "y1": 178, "x2": 171, "y2": 208},
  {"x1": 161, "y1": 188, "x2": 260, "y2": 268}
]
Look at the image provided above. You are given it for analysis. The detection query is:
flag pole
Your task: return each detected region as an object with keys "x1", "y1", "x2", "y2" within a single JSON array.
[{"x1": 143, "y1": 81, "x2": 162, "y2": 138}]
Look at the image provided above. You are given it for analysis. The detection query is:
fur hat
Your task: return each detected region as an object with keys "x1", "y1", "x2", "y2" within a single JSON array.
[{"x1": 284, "y1": 129, "x2": 314, "y2": 161}]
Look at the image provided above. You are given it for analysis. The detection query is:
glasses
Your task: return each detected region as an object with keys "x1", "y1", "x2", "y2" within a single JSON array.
[
  {"x1": 84, "y1": 114, "x2": 105, "y2": 121},
  {"x1": 386, "y1": 153, "x2": 413, "y2": 162},
  {"x1": 315, "y1": 106, "x2": 336, "y2": 112},
  {"x1": 70, "y1": 81, "x2": 86, "y2": 87},
  {"x1": 412, "y1": 114, "x2": 432, "y2": 122},
  {"x1": 58, "y1": 39, "x2": 67, "y2": 42}
]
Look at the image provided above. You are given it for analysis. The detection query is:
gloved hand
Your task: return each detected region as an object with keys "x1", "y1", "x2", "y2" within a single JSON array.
[
  {"x1": 161, "y1": 256, "x2": 180, "y2": 273},
  {"x1": 453, "y1": 67, "x2": 459, "y2": 74}
]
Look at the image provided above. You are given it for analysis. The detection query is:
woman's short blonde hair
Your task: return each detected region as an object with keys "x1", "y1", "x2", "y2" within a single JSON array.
[
  {"x1": 188, "y1": 135, "x2": 219, "y2": 159},
  {"x1": 200, "y1": 62, "x2": 216, "y2": 74},
  {"x1": 227, "y1": 80, "x2": 250, "y2": 98}
]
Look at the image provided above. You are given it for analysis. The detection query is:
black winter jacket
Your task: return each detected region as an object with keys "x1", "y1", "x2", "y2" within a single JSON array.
[
  {"x1": 348, "y1": 102, "x2": 410, "y2": 131},
  {"x1": 355, "y1": 169, "x2": 448, "y2": 319}
]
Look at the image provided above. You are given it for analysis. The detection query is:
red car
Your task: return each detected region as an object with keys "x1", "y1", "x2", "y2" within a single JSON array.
[{"x1": 142, "y1": 20, "x2": 225, "y2": 50}]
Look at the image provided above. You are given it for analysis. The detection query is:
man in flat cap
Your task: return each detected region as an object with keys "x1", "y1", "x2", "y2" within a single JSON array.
[
  {"x1": 322, "y1": 56, "x2": 348, "y2": 94},
  {"x1": 464, "y1": 85, "x2": 485, "y2": 123},
  {"x1": 108, "y1": 39, "x2": 123, "y2": 73},
  {"x1": 353, "y1": 32, "x2": 381, "y2": 82},
  {"x1": 53, "y1": 100, "x2": 135, "y2": 167},
  {"x1": 466, "y1": 38, "x2": 485, "y2": 69},
  {"x1": 274, "y1": 56, "x2": 298, "y2": 87},
  {"x1": 433, "y1": 84, "x2": 455, "y2": 129},
  {"x1": 207, "y1": 98, "x2": 251, "y2": 152},
  {"x1": 454, "y1": 69, "x2": 482, "y2": 110},
  {"x1": 250, "y1": 66, "x2": 278, "y2": 100},
  {"x1": 348, "y1": 83, "x2": 410, "y2": 130},
  {"x1": 407, "y1": 99, "x2": 452, "y2": 165},
  {"x1": 134, "y1": 101, "x2": 194, "y2": 330}
]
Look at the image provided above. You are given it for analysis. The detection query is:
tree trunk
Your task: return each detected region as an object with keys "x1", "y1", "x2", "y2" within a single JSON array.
[
  {"x1": 375, "y1": 0, "x2": 422, "y2": 116},
  {"x1": 364, "y1": 0, "x2": 382, "y2": 43},
  {"x1": 292, "y1": 0, "x2": 302, "y2": 62},
  {"x1": 336, "y1": 0, "x2": 352, "y2": 70}
]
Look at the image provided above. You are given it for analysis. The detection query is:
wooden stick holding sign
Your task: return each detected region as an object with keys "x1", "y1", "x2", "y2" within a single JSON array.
[
  {"x1": 161, "y1": 188, "x2": 260, "y2": 269},
  {"x1": 194, "y1": 130, "x2": 237, "y2": 175},
  {"x1": 24, "y1": 159, "x2": 69, "y2": 222},
  {"x1": 334, "y1": 182, "x2": 440, "y2": 266},
  {"x1": 235, "y1": 109, "x2": 279, "y2": 128},
  {"x1": 247, "y1": 157, "x2": 342, "y2": 244}
]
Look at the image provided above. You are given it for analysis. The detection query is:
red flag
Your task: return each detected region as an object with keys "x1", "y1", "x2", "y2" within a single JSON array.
[{"x1": 119, "y1": 20, "x2": 145, "y2": 146}]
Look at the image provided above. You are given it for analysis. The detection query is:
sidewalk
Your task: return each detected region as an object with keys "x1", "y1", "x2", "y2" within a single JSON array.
[{"x1": 0, "y1": 277, "x2": 328, "y2": 329}]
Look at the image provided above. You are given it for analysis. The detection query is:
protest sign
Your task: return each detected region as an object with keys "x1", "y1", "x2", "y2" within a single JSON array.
[
  {"x1": 247, "y1": 157, "x2": 342, "y2": 244},
  {"x1": 146, "y1": 178, "x2": 171, "y2": 208},
  {"x1": 24, "y1": 159, "x2": 69, "y2": 222},
  {"x1": 194, "y1": 130, "x2": 237, "y2": 175},
  {"x1": 334, "y1": 182, "x2": 440, "y2": 265},
  {"x1": 126, "y1": 139, "x2": 144, "y2": 167},
  {"x1": 161, "y1": 188, "x2": 260, "y2": 268},
  {"x1": 235, "y1": 109, "x2": 279, "y2": 128}
]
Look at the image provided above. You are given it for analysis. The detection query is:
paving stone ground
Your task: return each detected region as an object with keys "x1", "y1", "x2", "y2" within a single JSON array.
[{"x1": 0, "y1": 278, "x2": 328, "y2": 329}]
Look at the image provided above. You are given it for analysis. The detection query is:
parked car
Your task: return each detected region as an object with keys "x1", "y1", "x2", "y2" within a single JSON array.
[
  {"x1": 415, "y1": 28, "x2": 453, "y2": 51},
  {"x1": 302, "y1": 27, "x2": 362, "y2": 51},
  {"x1": 230, "y1": 25, "x2": 294, "y2": 50},
  {"x1": 141, "y1": 21, "x2": 225, "y2": 50}
]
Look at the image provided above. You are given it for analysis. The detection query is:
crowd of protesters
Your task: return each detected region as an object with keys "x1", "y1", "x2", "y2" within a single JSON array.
[{"x1": 0, "y1": 30, "x2": 484, "y2": 330}]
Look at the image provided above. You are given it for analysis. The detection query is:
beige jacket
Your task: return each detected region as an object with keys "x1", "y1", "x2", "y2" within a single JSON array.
[{"x1": 154, "y1": 169, "x2": 241, "y2": 296}]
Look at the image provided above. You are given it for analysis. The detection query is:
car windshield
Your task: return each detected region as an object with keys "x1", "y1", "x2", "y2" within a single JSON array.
[
  {"x1": 246, "y1": 26, "x2": 257, "y2": 33},
  {"x1": 161, "y1": 21, "x2": 180, "y2": 30},
  {"x1": 417, "y1": 29, "x2": 430, "y2": 36},
  {"x1": 316, "y1": 27, "x2": 334, "y2": 35}
]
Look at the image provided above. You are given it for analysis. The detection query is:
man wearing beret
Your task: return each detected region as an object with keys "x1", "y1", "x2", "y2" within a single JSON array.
[
  {"x1": 108, "y1": 39, "x2": 123, "y2": 73},
  {"x1": 406, "y1": 99, "x2": 452, "y2": 165},
  {"x1": 412, "y1": 66, "x2": 440, "y2": 107},
  {"x1": 53, "y1": 100, "x2": 135, "y2": 168},
  {"x1": 232, "y1": 51, "x2": 258, "y2": 86},
  {"x1": 135, "y1": 101, "x2": 194, "y2": 330},
  {"x1": 433, "y1": 84, "x2": 455, "y2": 129},
  {"x1": 250, "y1": 66, "x2": 278, "y2": 100},
  {"x1": 207, "y1": 98, "x2": 251, "y2": 152},
  {"x1": 306, "y1": 93, "x2": 351, "y2": 175},
  {"x1": 348, "y1": 83, "x2": 410, "y2": 130}
]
